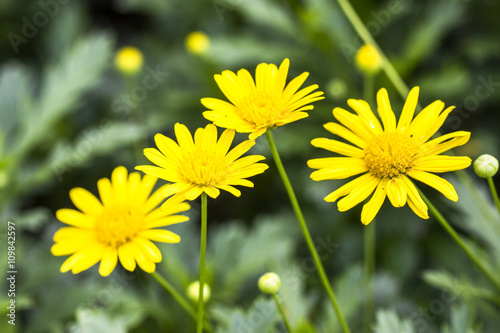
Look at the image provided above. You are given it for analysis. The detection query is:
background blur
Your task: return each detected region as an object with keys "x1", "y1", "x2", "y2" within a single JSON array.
[{"x1": 1, "y1": 0, "x2": 500, "y2": 332}]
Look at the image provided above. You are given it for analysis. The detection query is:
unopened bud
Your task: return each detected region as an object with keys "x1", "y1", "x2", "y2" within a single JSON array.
[
  {"x1": 185, "y1": 31, "x2": 210, "y2": 54},
  {"x1": 258, "y1": 272, "x2": 281, "y2": 294},
  {"x1": 114, "y1": 46, "x2": 144, "y2": 75},
  {"x1": 355, "y1": 44, "x2": 382, "y2": 75},
  {"x1": 474, "y1": 154, "x2": 498, "y2": 178},
  {"x1": 186, "y1": 281, "x2": 211, "y2": 303}
]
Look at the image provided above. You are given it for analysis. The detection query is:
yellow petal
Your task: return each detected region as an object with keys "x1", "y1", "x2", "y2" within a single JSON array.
[
  {"x1": 118, "y1": 242, "x2": 136, "y2": 271},
  {"x1": 154, "y1": 133, "x2": 183, "y2": 164},
  {"x1": 311, "y1": 138, "x2": 365, "y2": 158},
  {"x1": 337, "y1": 175, "x2": 380, "y2": 211},
  {"x1": 139, "y1": 229, "x2": 181, "y2": 243},
  {"x1": 416, "y1": 131, "x2": 470, "y2": 158},
  {"x1": 396, "y1": 86, "x2": 419, "y2": 132},
  {"x1": 99, "y1": 247, "x2": 118, "y2": 277},
  {"x1": 133, "y1": 238, "x2": 162, "y2": 263},
  {"x1": 324, "y1": 173, "x2": 374, "y2": 202},
  {"x1": 97, "y1": 178, "x2": 113, "y2": 207},
  {"x1": 130, "y1": 242, "x2": 156, "y2": 273},
  {"x1": 413, "y1": 156, "x2": 472, "y2": 173},
  {"x1": 174, "y1": 123, "x2": 195, "y2": 153},
  {"x1": 407, "y1": 170, "x2": 458, "y2": 201},
  {"x1": 216, "y1": 129, "x2": 236, "y2": 156},
  {"x1": 347, "y1": 99, "x2": 383, "y2": 134},
  {"x1": 407, "y1": 100, "x2": 445, "y2": 143},
  {"x1": 111, "y1": 166, "x2": 128, "y2": 206},
  {"x1": 143, "y1": 215, "x2": 189, "y2": 229},
  {"x1": 69, "y1": 188, "x2": 103, "y2": 215},
  {"x1": 376, "y1": 88, "x2": 396, "y2": 132},
  {"x1": 400, "y1": 175, "x2": 428, "y2": 219},
  {"x1": 70, "y1": 244, "x2": 106, "y2": 274},
  {"x1": 361, "y1": 179, "x2": 388, "y2": 225},
  {"x1": 323, "y1": 122, "x2": 366, "y2": 148},
  {"x1": 56, "y1": 209, "x2": 94, "y2": 228},
  {"x1": 333, "y1": 108, "x2": 376, "y2": 142},
  {"x1": 386, "y1": 177, "x2": 407, "y2": 207},
  {"x1": 203, "y1": 186, "x2": 220, "y2": 199}
]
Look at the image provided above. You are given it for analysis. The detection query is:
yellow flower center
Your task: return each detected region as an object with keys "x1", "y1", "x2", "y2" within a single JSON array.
[
  {"x1": 237, "y1": 91, "x2": 284, "y2": 128},
  {"x1": 364, "y1": 132, "x2": 417, "y2": 178},
  {"x1": 94, "y1": 206, "x2": 143, "y2": 248},
  {"x1": 180, "y1": 152, "x2": 227, "y2": 186}
]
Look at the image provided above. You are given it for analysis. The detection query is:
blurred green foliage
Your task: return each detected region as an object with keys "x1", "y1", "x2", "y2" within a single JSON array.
[{"x1": 1, "y1": 0, "x2": 500, "y2": 332}]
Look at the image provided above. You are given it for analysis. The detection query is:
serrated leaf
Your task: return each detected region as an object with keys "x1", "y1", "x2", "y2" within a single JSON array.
[
  {"x1": 210, "y1": 297, "x2": 278, "y2": 333},
  {"x1": 374, "y1": 309, "x2": 415, "y2": 333},
  {"x1": 15, "y1": 34, "x2": 113, "y2": 159},
  {"x1": 423, "y1": 270, "x2": 498, "y2": 304}
]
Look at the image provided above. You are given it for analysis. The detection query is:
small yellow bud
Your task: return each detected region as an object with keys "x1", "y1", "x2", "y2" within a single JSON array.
[
  {"x1": 355, "y1": 44, "x2": 382, "y2": 75},
  {"x1": 474, "y1": 154, "x2": 499, "y2": 178},
  {"x1": 186, "y1": 281, "x2": 211, "y2": 303},
  {"x1": 185, "y1": 31, "x2": 210, "y2": 54},
  {"x1": 114, "y1": 46, "x2": 144, "y2": 75},
  {"x1": 258, "y1": 272, "x2": 281, "y2": 294}
]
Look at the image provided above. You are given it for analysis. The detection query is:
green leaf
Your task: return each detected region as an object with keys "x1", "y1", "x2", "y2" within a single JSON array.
[
  {"x1": 374, "y1": 309, "x2": 415, "y2": 333},
  {"x1": 210, "y1": 297, "x2": 278, "y2": 333},
  {"x1": 423, "y1": 270, "x2": 498, "y2": 305},
  {"x1": 14, "y1": 33, "x2": 113, "y2": 159}
]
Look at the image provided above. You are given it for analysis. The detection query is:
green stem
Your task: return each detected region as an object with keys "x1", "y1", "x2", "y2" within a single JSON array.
[
  {"x1": 363, "y1": 74, "x2": 375, "y2": 108},
  {"x1": 419, "y1": 189, "x2": 500, "y2": 291},
  {"x1": 197, "y1": 193, "x2": 208, "y2": 333},
  {"x1": 487, "y1": 177, "x2": 500, "y2": 217},
  {"x1": 265, "y1": 129, "x2": 351, "y2": 333},
  {"x1": 363, "y1": 221, "x2": 375, "y2": 333},
  {"x1": 272, "y1": 293, "x2": 293, "y2": 333},
  {"x1": 150, "y1": 272, "x2": 212, "y2": 332},
  {"x1": 336, "y1": 0, "x2": 409, "y2": 99}
]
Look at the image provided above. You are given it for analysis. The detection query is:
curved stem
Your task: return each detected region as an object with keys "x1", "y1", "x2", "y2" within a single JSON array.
[
  {"x1": 419, "y1": 189, "x2": 500, "y2": 291},
  {"x1": 487, "y1": 177, "x2": 500, "y2": 217},
  {"x1": 197, "y1": 193, "x2": 208, "y2": 333},
  {"x1": 363, "y1": 221, "x2": 376, "y2": 333},
  {"x1": 272, "y1": 293, "x2": 293, "y2": 333},
  {"x1": 336, "y1": 0, "x2": 409, "y2": 98},
  {"x1": 150, "y1": 272, "x2": 213, "y2": 332},
  {"x1": 265, "y1": 129, "x2": 351, "y2": 333}
]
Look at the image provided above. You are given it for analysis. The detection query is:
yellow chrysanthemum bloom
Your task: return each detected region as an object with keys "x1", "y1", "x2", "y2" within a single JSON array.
[
  {"x1": 308, "y1": 87, "x2": 471, "y2": 225},
  {"x1": 51, "y1": 166, "x2": 189, "y2": 276},
  {"x1": 355, "y1": 44, "x2": 382, "y2": 75},
  {"x1": 201, "y1": 58, "x2": 325, "y2": 140},
  {"x1": 136, "y1": 123, "x2": 269, "y2": 203},
  {"x1": 114, "y1": 46, "x2": 144, "y2": 75},
  {"x1": 185, "y1": 31, "x2": 210, "y2": 54}
]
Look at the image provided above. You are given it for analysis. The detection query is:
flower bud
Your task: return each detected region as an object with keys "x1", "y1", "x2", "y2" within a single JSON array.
[
  {"x1": 355, "y1": 44, "x2": 382, "y2": 75},
  {"x1": 114, "y1": 46, "x2": 144, "y2": 75},
  {"x1": 185, "y1": 31, "x2": 210, "y2": 54},
  {"x1": 474, "y1": 154, "x2": 499, "y2": 178},
  {"x1": 186, "y1": 281, "x2": 211, "y2": 303},
  {"x1": 258, "y1": 272, "x2": 281, "y2": 294}
]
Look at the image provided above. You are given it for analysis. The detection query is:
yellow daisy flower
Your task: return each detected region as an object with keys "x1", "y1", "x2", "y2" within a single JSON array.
[
  {"x1": 308, "y1": 87, "x2": 471, "y2": 225},
  {"x1": 136, "y1": 123, "x2": 269, "y2": 203},
  {"x1": 51, "y1": 166, "x2": 190, "y2": 276},
  {"x1": 201, "y1": 58, "x2": 325, "y2": 140}
]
